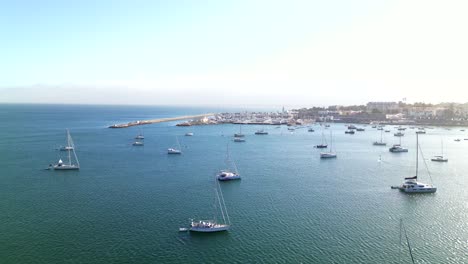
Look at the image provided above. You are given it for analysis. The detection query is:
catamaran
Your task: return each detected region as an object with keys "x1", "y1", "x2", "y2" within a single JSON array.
[
  {"x1": 394, "y1": 133, "x2": 436, "y2": 193},
  {"x1": 52, "y1": 129, "x2": 80, "y2": 170},
  {"x1": 189, "y1": 179, "x2": 231, "y2": 232}
]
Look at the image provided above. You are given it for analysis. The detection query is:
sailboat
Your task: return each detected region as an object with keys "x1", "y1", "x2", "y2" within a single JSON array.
[
  {"x1": 315, "y1": 128, "x2": 328, "y2": 148},
  {"x1": 395, "y1": 133, "x2": 436, "y2": 193},
  {"x1": 431, "y1": 138, "x2": 448, "y2": 162},
  {"x1": 320, "y1": 131, "x2": 336, "y2": 158},
  {"x1": 135, "y1": 129, "x2": 144, "y2": 140},
  {"x1": 233, "y1": 136, "x2": 245, "y2": 142},
  {"x1": 217, "y1": 144, "x2": 240, "y2": 181},
  {"x1": 254, "y1": 126, "x2": 268, "y2": 135},
  {"x1": 373, "y1": 129, "x2": 387, "y2": 146},
  {"x1": 389, "y1": 134, "x2": 408, "y2": 153},
  {"x1": 52, "y1": 129, "x2": 80, "y2": 170},
  {"x1": 189, "y1": 179, "x2": 231, "y2": 232},
  {"x1": 168, "y1": 136, "x2": 182, "y2": 154},
  {"x1": 234, "y1": 125, "x2": 244, "y2": 137}
]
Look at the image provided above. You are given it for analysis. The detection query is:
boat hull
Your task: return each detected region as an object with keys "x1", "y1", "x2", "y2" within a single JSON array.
[
  {"x1": 54, "y1": 165, "x2": 79, "y2": 170},
  {"x1": 320, "y1": 153, "x2": 337, "y2": 159},
  {"x1": 190, "y1": 225, "x2": 230, "y2": 233},
  {"x1": 218, "y1": 175, "x2": 241, "y2": 181},
  {"x1": 400, "y1": 187, "x2": 437, "y2": 193},
  {"x1": 373, "y1": 142, "x2": 387, "y2": 146}
]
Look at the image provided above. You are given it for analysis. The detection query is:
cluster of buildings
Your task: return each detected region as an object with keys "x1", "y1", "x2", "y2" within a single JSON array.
[
  {"x1": 294, "y1": 102, "x2": 468, "y2": 125},
  {"x1": 177, "y1": 102, "x2": 468, "y2": 127}
]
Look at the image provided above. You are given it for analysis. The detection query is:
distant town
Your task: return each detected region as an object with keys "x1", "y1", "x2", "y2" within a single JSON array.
[{"x1": 176, "y1": 101, "x2": 468, "y2": 127}]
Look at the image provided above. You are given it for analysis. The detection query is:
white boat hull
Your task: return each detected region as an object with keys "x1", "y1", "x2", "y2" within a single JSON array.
[
  {"x1": 190, "y1": 225, "x2": 230, "y2": 233},
  {"x1": 168, "y1": 148, "x2": 181, "y2": 154},
  {"x1": 218, "y1": 175, "x2": 241, "y2": 181},
  {"x1": 217, "y1": 171, "x2": 241, "y2": 181},
  {"x1": 400, "y1": 187, "x2": 437, "y2": 193},
  {"x1": 320, "y1": 153, "x2": 337, "y2": 158}
]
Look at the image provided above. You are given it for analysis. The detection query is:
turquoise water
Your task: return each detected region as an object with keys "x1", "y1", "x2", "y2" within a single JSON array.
[{"x1": 0, "y1": 104, "x2": 467, "y2": 263}]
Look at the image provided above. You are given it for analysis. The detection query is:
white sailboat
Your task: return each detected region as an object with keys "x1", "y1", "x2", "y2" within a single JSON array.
[
  {"x1": 373, "y1": 129, "x2": 387, "y2": 146},
  {"x1": 389, "y1": 135, "x2": 408, "y2": 153},
  {"x1": 217, "y1": 144, "x2": 240, "y2": 181},
  {"x1": 431, "y1": 138, "x2": 448, "y2": 162},
  {"x1": 168, "y1": 136, "x2": 182, "y2": 154},
  {"x1": 189, "y1": 179, "x2": 231, "y2": 232},
  {"x1": 316, "y1": 128, "x2": 328, "y2": 148},
  {"x1": 233, "y1": 136, "x2": 245, "y2": 142},
  {"x1": 234, "y1": 125, "x2": 244, "y2": 137},
  {"x1": 255, "y1": 125, "x2": 268, "y2": 135},
  {"x1": 395, "y1": 133, "x2": 436, "y2": 193},
  {"x1": 53, "y1": 129, "x2": 80, "y2": 170},
  {"x1": 320, "y1": 131, "x2": 336, "y2": 158}
]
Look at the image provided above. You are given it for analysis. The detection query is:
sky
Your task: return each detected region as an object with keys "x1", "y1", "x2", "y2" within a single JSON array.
[{"x1": 1, "y1": 0, "x2": 468, "y2": 108}]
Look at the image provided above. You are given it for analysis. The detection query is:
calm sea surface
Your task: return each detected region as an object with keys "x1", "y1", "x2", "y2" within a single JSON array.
[{"x1": 0, "y1": 104, "x2": 466, "y2": 263}]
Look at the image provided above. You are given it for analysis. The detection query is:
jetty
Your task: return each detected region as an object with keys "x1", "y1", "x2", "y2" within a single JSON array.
[{"x1": 108, "y1": 113, "x2": 214, "y2": 128}]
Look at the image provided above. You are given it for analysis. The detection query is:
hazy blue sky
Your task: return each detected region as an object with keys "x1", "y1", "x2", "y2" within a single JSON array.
[{"x1": 1, "y1": 0, "x2": 467, "y2": 107}]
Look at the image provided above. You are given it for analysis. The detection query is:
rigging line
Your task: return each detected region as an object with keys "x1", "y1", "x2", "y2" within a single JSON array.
[
  {"x1": 217, "y1": 179, "x2": 231, "y2": 225},
  {"x1": 418, "y1": 143, "x2": 434, "y2": 184},
  {"x1": 214, "y1": 186, "x2": 226, "y2": 224},
  {"x1": 402, "y1": 221, "x2": 416, "y2": 264},
  {"x1": 399, "y1": 219, "x2": 402, "y2": 264}
]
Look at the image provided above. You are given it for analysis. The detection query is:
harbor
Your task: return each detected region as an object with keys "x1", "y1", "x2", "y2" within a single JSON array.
[{"x1": 2, "y1": 104, "x2": 467, "y2": 264}]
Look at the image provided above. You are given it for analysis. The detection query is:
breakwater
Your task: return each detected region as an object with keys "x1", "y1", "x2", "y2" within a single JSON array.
[{"x1": 108, "y1": 113, "x2": 214, "y2": 128}]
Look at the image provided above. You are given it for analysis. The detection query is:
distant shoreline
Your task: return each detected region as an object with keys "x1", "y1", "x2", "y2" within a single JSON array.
[{"x1": 108, "y1": 113, "x2": 214, "y2": 128}]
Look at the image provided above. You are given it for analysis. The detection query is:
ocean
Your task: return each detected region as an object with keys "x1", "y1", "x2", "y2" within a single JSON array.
[{"x1": 0, "y1": 104, "x2": 466, "y2": 263}]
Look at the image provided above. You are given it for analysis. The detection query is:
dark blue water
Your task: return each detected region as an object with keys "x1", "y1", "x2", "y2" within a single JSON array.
[{"x1": 0, "y1": 104, "x2": 466, "y2": 263}]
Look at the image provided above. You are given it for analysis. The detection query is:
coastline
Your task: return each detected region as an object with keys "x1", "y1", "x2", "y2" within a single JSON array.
[{"x1": 108, "y1": 113, "x2": 214, "y2": 128}]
